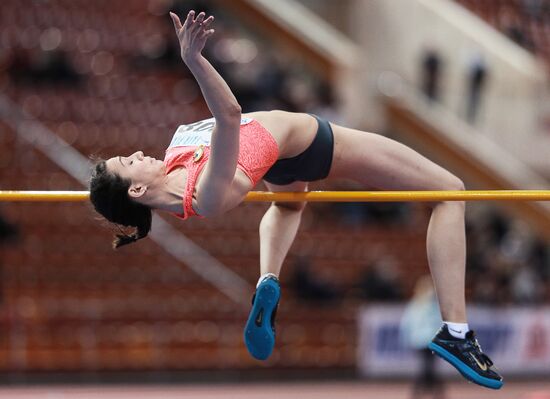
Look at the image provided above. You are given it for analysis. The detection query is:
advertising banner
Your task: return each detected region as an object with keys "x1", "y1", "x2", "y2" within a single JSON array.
[{"x1": 358, "y1": 305, "x2": 550, "y2": 376}]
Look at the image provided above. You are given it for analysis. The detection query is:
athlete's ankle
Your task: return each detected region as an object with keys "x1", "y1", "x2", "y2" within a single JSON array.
[
  {"x1": 443, "y1": 321, "x2": 469, "y2": 339},
  {"x1": 256, "y1": 273, "x2": 278, "y2": 288}
]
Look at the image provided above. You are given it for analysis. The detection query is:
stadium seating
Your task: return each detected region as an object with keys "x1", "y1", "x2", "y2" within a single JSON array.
[
  {"x1": 0, "y1": 0, "x2": 428, "y2": 373},
  {"x1": 456, "y1": 0, "x2": 550, "y2": 69}
]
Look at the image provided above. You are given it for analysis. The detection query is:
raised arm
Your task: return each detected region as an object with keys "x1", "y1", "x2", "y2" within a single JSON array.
[{"x1": 170, "y1": 11, "x2": 242, "y2": 212}]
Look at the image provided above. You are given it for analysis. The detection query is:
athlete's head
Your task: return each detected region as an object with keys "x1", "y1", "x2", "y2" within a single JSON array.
[{"x1": 89, "y1": 151, "x2": 164, "y2": 248}]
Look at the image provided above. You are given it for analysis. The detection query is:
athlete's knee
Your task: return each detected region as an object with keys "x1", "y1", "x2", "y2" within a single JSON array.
[
  {"x1": 440, "y1": 173, "x2": 465, "y2": 192},
  {"x1": 429, "y1": 173, "x2": 465, "y2": 209},
  {"x1": 273, "y1": 201, "x2": 307, "y2": 212}
]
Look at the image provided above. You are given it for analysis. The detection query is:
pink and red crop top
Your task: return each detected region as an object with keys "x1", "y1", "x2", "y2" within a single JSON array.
[{"x1": 163, "y1": 117, "x2": 279, "y2": 220}]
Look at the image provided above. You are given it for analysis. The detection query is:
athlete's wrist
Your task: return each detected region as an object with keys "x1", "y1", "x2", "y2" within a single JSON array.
[{"x1": 182, "y1": 53, "x2": 205, "y2": 68}]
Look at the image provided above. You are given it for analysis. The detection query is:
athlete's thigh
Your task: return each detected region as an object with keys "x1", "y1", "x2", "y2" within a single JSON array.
[{"x1": 328, "y1": 124, "x2": 462, "y2": 191}]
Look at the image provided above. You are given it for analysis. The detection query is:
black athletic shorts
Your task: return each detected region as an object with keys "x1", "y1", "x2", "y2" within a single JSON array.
[{"x1": 263, "y1": 114, "x2": 334, "y2": 185}]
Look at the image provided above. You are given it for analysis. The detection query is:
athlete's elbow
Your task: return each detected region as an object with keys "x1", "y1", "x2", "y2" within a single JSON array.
[
  {"x1": 197, "y1": 186, "x2": 232, "y2": 217},
  {"x1": 229, "y1": 102, "x2": 242, "y2": 115},
  {"x1": 215, "y1": 104, "x2": 241, "y2": 126},
  {"x1": 222, "y1": 103, "x2": 242, "y2": 119}
]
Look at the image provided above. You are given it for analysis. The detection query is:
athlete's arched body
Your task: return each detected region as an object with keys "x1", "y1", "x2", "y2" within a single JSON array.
[{"x1": 89, "y1": 11, "x2": 503, "y2": 389}]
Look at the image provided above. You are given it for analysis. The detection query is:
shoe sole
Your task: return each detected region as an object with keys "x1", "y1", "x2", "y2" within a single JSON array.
[
  {"x1": 428, "y1": 342, "x2": 503, "y2": 389},
  {"x1": 244, "y1": 279, "x2": 280, "y2": 360}
]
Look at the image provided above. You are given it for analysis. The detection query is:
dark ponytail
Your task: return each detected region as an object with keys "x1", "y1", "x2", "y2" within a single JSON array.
[{"x1": 89, "y1": 160, "x2": 152, "y2": 249}]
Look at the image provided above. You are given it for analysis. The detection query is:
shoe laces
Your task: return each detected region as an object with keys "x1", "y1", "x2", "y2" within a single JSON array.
[{"x1": 468, "y1": 332, "x2": 495, "y2": 368}]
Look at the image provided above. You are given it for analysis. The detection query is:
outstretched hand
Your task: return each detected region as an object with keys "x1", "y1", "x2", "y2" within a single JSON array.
[{"x1": 169, "y1": 11, "x2": 214, "y2": 63}]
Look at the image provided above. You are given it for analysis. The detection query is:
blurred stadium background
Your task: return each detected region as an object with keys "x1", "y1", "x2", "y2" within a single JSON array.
[{"x1": 0, "y1": 0, "x2": 549, "y2": 397}]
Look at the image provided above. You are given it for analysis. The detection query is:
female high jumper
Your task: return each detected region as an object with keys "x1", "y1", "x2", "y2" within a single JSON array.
[{"x1": 89, "y1": 10, "x2": 502, "y2": 389}]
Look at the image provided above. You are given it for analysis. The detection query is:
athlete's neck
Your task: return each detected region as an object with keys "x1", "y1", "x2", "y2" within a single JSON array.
[{"x1": 139, "y1": 168, "x2": 187, "y2": 214}]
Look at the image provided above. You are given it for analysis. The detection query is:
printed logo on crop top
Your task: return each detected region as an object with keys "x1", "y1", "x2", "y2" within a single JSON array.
[{"x1": 168, "y1": 117, "x2": 252, "y2": 148}]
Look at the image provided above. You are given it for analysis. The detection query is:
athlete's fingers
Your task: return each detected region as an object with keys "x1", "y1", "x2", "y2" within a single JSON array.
[
  {"x1": 169, "y1": 12, "x2": 183, "y2": 32},
  {"x1": 190, "y1": 12, "x2": 204, "y2": 32},
  {"x1": 200, "y1": 28, "x2": 215, "y2": 39},
  {"x1": 195, "y1": 11, "x2": 205, "y2": 24},
  {"x1": 183, "y1": 10, "x2": 194, "y2": 29},
  {"x1": 201, "y1": 16, "x2": 214, "y2": 29}
]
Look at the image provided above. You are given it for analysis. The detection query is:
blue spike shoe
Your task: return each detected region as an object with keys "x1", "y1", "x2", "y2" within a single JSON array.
[
  {"x1": 429, "y1": 324, "x2": 503, "y2": 389},
  {"x1": 244, "y1": 275, "x2": 280, "y2": 360}
]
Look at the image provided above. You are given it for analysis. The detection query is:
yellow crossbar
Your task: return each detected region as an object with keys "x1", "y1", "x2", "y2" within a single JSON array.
[{"x1": 1, "y1": 190, "x2": 550, "y2": 202}]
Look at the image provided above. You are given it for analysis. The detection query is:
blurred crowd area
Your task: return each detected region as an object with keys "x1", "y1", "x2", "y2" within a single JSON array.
[
  {"x1": 0, "y1": 0, "x2": 549, "y2": 374},
  {"x1": 0, "y1": 0, "x2": 382, "y2": 372},
  {"x1": 295, "y1": 202, "x2": 550, "y2": 306},
  {"x1": 0, "y1": 0, "x2": 549, "y2": 303},
  {"x1": 456, "y1": 0, "x2": 550, "y2": 69},
  {"x1": 0, "y1": 0, "x2": 337, "y2": 121}
]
